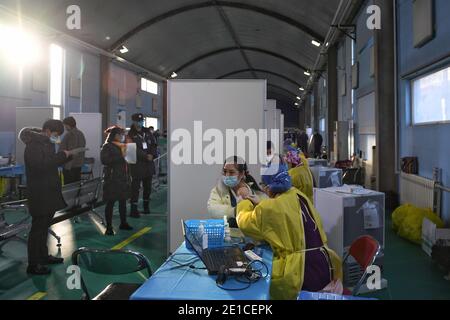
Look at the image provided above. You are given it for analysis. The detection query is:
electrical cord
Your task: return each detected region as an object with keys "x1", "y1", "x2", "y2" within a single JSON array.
[
  {"x1": 216, "y1": 260, "x2": 269, "y2": 291},
  {"x1": 163, "y1": 253, "x2": 209, "y2": 271}
]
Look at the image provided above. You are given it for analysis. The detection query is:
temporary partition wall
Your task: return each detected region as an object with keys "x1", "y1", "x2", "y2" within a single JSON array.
[
  {"x1": 276, "y1": 110, "x2": 285, "y2": 150},
  {"x1": 70, "y1": 113, "x2": 103, "y2": 178},
  {"x1": 168, "y1": 80, "x2": 266, "y2": 252},
  {"x1": 265, "y1": 99, "x2": 276, "y2": 111},
  {"x1": 279, "y1": 113, "x2": 285, "y2": 150},
  {"x1": 264, "y1": 99, "x2": 281, "y2": 150}
]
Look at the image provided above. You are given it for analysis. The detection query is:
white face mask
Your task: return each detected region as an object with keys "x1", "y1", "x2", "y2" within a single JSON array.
[{"x1": 266, "y1": 155, "x2": 274, "y2": 163}]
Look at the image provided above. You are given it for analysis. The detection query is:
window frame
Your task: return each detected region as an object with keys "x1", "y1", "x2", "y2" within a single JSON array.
[
  {"x1": 140, "y1": 77, "x2": 159, "y2": 95},
  {"x1": 49, "y1": 43, "x2": 64, "y2": 107},
  {"x1": 410, "y1": 63, "x2": 450, "y2": 126}
]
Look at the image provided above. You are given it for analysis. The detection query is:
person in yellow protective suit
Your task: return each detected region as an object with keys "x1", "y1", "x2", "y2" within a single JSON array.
[
  {"x1": 285, "y1": 150, "x2": 314, "y2": 203},
  {"x1": 237, "y1": 158, "x2": 342, "y2": 300}
]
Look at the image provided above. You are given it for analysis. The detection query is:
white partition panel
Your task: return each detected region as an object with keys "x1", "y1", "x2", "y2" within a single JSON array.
[
  {"x1": 265, "y1": 99, "x2": 277, "y2": 111},
  {"x1": 280, "y1": 113, "x2": 285, "y2": 150},
  {"x1": 168, "y1": 80, "x2": 266, "y2": 252},
  {"x1": 275, "y1": 110, "x2": 284, "y2": 150},
  {"x1": 70, "y1": 113, "x2": 103, "y2": 178}
]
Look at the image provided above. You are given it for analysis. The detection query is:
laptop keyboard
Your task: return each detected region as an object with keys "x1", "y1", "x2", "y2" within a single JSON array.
[{"x1": 203, "y1": 248, "x2": 242, "y2": 272}]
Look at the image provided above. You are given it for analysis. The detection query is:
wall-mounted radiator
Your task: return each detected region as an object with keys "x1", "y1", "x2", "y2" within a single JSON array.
[{"x1": 399, "y1": 172, "x2": 440, "y2": 216}]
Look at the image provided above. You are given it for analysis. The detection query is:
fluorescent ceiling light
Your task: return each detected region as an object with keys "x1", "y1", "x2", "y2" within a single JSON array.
[
  {"x1": 311, "y1": 40, "x2": 321, "y2": 47},
  {"x1": 294, "y1": 103, "x2": 299, "y2": 106},
  {"x1": 171, "y1": 72, "x2": 178, "y2": 78},
  {"x1": 304, "y1": 71, "x2": 311, "y2": 76},
  {"x1": 299, "y1": 87, "x2": 305, "y2": 91},
  {"x1": 119, "y1": 46, "x2": 129, "y2": 54},
  {"x1": 296, "y1": 96, "x2": 301, "y2": 100}
]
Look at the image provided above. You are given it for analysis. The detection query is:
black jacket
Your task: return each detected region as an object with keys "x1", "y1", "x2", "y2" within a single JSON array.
[
  {"x1": 101, "y1": 142, "x2": 130, "y2": 201},
  {"x1": 20, "y1": 128, "x2": 68, "y2": 216},
  {"x1": 127, "y1": 127, "x2": 157, "y2": 178},
  {"x1": 297, "y1": 132, "x2": 309, "y2": 153}
]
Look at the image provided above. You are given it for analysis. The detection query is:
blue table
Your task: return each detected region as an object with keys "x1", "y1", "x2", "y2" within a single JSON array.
[
  {"x1": 298, "y1": 291, "x2": 377, "y2": 301},
  {"x1": 131, "y1": 243, "x2": 273, "y2": 300},
  {"x1": 0, "y1": 165, "x2": 24, "y2": 178},
  {"x1": 0, "y1": 165, "x2": 25, "y2": 198}
]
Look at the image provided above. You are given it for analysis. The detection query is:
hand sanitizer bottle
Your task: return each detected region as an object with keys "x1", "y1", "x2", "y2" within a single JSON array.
[
  {"x1": 224, "y1": 216, "x2": 231, "y2": 244},
  {"x1": 198, "y1": 223, "x2": 208, "y2": 249}
]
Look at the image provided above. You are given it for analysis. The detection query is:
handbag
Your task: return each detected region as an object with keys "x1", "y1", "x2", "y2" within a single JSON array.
[{"x1": 401, "y1": 157, "x2": 418, "y2": 174}]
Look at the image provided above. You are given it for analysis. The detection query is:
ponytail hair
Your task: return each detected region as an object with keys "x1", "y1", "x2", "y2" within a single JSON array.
[{"x1": 105, "y1": 126, "x2": 125, "y2": 143}]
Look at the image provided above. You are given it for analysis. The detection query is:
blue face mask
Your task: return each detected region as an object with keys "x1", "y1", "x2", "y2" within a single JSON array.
[
  {"x1": 223, "y1": 175, "x2": 240, "y2": 188},
  {"x1": 50, "y1": 135, "x2": 60, "y2": 144}
]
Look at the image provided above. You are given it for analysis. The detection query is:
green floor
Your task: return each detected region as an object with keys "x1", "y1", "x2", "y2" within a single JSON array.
[
  {"x1": 1, "y1": 188, "x2": 449, "y2": 300},
  {"x1": 0, "y1": 186, "x2": 168, "y2": 300},
  {"x1": 360, "y1": 214, "x2": 450, "y2": 300}
]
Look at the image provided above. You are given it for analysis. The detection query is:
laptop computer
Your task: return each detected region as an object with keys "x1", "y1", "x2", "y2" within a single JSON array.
[{"x1": 182, "y1": 221, "x2": 247, "y2": 275}]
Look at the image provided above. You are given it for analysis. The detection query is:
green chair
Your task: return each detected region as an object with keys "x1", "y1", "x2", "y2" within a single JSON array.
[{"x1": 72, "y1": 247, "x2": 152, "y2": 300}]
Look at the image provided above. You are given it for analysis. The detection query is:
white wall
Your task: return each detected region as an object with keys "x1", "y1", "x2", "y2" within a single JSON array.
[
  {"x1": 168, "y1": 80, "x2": 266, "y2": 252},
  {"x1": 70, "y1": 113, "x2": 102, "y2": 178}
]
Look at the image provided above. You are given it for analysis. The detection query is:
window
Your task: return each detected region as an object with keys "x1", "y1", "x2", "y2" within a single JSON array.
[
  {"x1": 145, "y1": 117, "x2": 159, "y2": 130},
  {"x1": 145, "y1": 117, "x2": 159, "y2": 131},
  {"x1": 319, "y1": 118, "x2": 326, "y2": 132},
  {"x1": 50, "y1": 44, "x2": 64, "y2": 106},
  {"x1": 412, "y1": 65, "x2": 450, "y2": 125},
  {"x1": 141, "y1": 78, "x2": 158, "y2": 95}
]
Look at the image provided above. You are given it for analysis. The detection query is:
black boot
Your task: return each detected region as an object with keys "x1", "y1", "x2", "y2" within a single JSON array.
[
  {"x1": 142, "y1": 200, "x2": 150, "y2": 215},
  {"x1": 104, "y1": 227, "x2": 114, "y2": 236},
  {"x1": 130, "y1": 203, "x2": 141, "y2": 218},
  {"x1": 119, "y1": 223, "x2": 133, "y2": 231},
  {"x1": 46, "y1": 255, "x2": 64, "y2": 265},
  {"x1": 27, "y1": 264, "x2": 51, "y2": 275}
]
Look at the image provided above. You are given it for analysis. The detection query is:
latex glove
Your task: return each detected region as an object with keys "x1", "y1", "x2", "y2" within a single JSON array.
[
  {"x1": 244, "y1": 194, "x2": 261, "y2": 206},
  {"x1": 237, "y1": 186, "x2": 250, "y2": 199}
]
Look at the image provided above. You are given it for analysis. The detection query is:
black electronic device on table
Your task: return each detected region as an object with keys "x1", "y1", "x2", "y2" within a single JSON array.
[{"x1": 182, "y1": 221, "x2": 247, "y2": 275}]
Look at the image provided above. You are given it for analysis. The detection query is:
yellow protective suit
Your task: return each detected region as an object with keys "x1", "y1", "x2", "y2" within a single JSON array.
[
  {"x1": 237, "y1": 188, "x2": 342, "y2": 300},
  {"x1": 288, "y1": 164, "x2": 314, "y2": 203}
]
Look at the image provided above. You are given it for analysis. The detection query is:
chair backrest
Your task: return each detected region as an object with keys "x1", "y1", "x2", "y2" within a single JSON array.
[
  {"x1": 83, "y1": 157, "x2": 95, "y2": 166},
  {"x1": 61, "y1": 182, "x2": 82, "y2": 210},
  {"x1": 72, "y1": 247, "x2": 152, "y2": 300},
  {"x1": 77, "y1": 178, "x2": 101, "y2": 207},
  {"x1": 348, "y1": 236, "x2": 380, "y2": 270}
]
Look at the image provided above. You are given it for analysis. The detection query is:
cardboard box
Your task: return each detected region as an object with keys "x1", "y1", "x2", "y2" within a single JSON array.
[{"x1": 422, "y1": 218, "x2": 450, "y2": 256}]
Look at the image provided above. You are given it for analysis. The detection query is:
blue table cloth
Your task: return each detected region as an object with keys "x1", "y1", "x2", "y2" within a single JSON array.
[
  {"x1": 298, "y1": 291, "x2": 377, "y2": 300},
  {"x1": 0, "y1": 165, "x2": 24, "y2": 178},
  {"x1": 131, "y1": 243, "x2": 273, "y2": 300}
]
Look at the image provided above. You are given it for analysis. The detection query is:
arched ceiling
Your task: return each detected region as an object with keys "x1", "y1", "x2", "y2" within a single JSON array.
[{"x1": 1, "y1": 0, "x2": 341, "y2": 114}]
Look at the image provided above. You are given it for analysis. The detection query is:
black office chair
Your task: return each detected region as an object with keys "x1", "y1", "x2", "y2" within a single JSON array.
[{"x1": 71, "y1": 247, "x2": 153, "y2": 300}]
